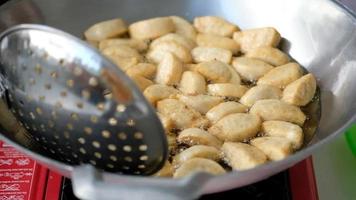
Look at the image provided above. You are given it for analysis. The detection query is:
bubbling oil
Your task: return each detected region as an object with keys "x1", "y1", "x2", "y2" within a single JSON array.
[
  {"x1": 0, "y1": 82, "x2": 321, "y2": 173},
  {"x1": 300, "y1": 87, "x2": 321, "y2": 146},
  {"x1": 169, "y1": 84, "x2": 321, "y2": 171}
]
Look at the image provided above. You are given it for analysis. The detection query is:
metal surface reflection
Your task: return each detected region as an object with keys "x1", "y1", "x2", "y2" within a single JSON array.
[{"x1": 0, "y1": 0, "x2": 355, "y2": 199}]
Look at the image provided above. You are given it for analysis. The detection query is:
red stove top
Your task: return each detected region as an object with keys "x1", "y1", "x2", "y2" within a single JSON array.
[{"x1": 0, "y1": 141, "x2": 318, "y2": 200}]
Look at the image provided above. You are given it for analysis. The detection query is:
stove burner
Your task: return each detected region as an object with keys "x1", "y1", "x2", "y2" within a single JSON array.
[{"x1": 60, "y1": 172, "x2": 291, "y2": 200}]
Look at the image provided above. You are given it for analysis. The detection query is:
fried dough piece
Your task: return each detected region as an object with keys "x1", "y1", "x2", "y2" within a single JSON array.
[
  {"x1": 262, "y1": 121, "x2": 303, "y2": 150},
  {"x1": 240, "y1": 85, "x2": 282, "y2": 107},
  {"x1": 179, "y1": 71, "x2": 206, "y2": 95},
  {"x1": 232, "y1": 57, "x2": 273, "y2": 81},
  {"x1": 233, "y1": 27, "x2": 281, "y2": 53},
  {"x1": 197, "y1": 34, "x2": 239, "y2": 54},
  {"x1": 250, "y1": 136, "x2": 294, "y2": 161},
  {"x1": 222, "y1": 142, "x2": 267, "y2": 170},
  {"x1": 194, "y1": 16, "x2": 239, "y2": 37},
  {"x1": 250, "y1": 99, "x2": 306, "y2": 126},
  {"x1": 157, "y1": 99, "x2": 209, "y2": 129},
  {"x1": 129, "y1": 17, "x2": 175, "y2": 40},
  {"x1": 257, "y1": 62, "x2": 303, "y2": 89},
  {"x1": 192, "y1": 47, "x2": 232, "y2": 64},
  {"x1": 85, "y1": 18, "x2": 127, "y2": 41},
  {"x1": 178, "y1": 95, "x2": 223, "y2": 114},
  {"x1": 209, "y1": 113, "x2": 261, "y2": 142},
  {"x1": 206, "y1": 102, "x2": 248, "y2": 124},
  {"x1": 173, "y1": 158, "x2": 225, "y2": 178},
  {"x1": 282, "y1": 74, "x2": 317, "y2": 106},
  {"x1": 246, "y1": 47, "x2": 289, "y2": 66},
  {"x1": 177, "y1": 128, "x2": 222, "y2": 148}
]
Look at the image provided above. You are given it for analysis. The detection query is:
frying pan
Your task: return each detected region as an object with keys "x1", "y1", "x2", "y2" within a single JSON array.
[{"x1": 0, "y1": 0, "x2": 356, "y2": 199}]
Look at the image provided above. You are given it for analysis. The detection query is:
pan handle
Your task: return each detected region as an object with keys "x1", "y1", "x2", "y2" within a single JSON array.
[{"x1": 71, "y1": 165, "x2": 211, "y2": 200}]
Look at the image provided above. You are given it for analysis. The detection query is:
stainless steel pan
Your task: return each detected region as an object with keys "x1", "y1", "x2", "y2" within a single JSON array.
[{"x1": 1, "y1": 0, "x2": 356, "y2": 199}]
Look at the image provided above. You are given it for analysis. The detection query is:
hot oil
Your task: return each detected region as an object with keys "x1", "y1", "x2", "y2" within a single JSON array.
[
  {"x1": 298, "y1": 63, "x2": 322, "y2": 147},
  {"x1": 167, "y1": 77, "x2": 322, "y2": 169},
  {"x1": 300, "y1": 87, "x2": 321, "y2": 146}
]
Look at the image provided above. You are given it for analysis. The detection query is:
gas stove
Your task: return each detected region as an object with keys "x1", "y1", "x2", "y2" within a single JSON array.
[
  {"x1": 0, "y1": 141, "x2": 318, "y2": 200},
  {"x1": 60, "y1": 171, "x2": 292, "y2": 200}
]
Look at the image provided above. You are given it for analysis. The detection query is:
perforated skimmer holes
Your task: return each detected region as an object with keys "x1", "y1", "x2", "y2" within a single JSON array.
[
  {"x1": 0, "y1": 27, "x2": 166, "y2": 175},
  {"x1": 4, "y1": 50, "x2": 155, "y2": 174}
]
